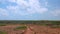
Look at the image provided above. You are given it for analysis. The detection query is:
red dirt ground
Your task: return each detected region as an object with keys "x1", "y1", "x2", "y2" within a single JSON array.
[{"x1": 0, "y1": 24, "x2": 60, "y2": 34}]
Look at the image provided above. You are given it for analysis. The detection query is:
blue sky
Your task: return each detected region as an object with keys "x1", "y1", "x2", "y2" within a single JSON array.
[{"x1": 0, "y1": 0, "x2": 60, "y2": 20}]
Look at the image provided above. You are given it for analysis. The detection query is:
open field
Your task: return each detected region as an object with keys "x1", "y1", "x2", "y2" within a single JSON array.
[
  {"x1": 0, "y1": 24, "x2": 60, "y2": 34},
  {"x1": 0, "y1": 20, "x2": 60, "y2": 34}
]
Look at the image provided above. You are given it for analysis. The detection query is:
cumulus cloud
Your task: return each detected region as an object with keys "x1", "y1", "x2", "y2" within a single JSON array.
[
  {"x1": 51, "y1": 9, "x2": 60, "y2": 16},
  {"x1": 0, "y1": 0, "x2": 48, "y2": 15}
]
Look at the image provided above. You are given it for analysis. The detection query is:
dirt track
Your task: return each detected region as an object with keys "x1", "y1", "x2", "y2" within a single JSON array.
[{"x1": 0, "y1": 24, "x2": 60, "y2": 34}]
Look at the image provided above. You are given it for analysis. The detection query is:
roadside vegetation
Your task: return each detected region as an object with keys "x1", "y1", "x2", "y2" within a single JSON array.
[
  {"x1": 0, "y1": 23, "x2": 6, "y2": 26},
  {"x1": 0, "y1": 31, "x2": 7, "y2": 34},
  {"x1": 14, "y1": 26, "x2": 27, "y2": 30}
]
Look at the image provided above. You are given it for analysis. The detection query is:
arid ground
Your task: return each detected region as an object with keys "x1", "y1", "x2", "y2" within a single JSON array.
[{"x1": 0, "y1": 24, "x2": 60, "y2": 34}]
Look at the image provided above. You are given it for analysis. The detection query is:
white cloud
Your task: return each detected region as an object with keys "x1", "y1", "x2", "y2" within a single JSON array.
[
  {"x1": 0, "y1": 8, "x2": 9, "y2": 16},
  {"x1": 43, "y1": 0, "x2": 48, "y2": 6},
  {"x1": 0, "y1": 0, "x2": 48, "y2": 15},
  {"x1": 45, "y1": 2, "x2": 48, "y2": 6},
  {"x1": 8, "y1": 0, "x2": 16, "y2": 2},
  {"x1": 51, "y1": 9, "x2": 60, "y2": 16}
]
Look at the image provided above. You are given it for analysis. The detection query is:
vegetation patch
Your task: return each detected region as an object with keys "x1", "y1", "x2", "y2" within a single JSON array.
[
  {"x1": 0, "y1": 24, "x2": 6, "y2": 26},
  {"x1": 50, "y1": 25, "x2": 60, "y2": 28},
  {"x1": 0, "y1": 31, "x2": 7, "y2": 34},
  {"x1": 14, "y1": 26, "x2": 27, "y2": 30}
]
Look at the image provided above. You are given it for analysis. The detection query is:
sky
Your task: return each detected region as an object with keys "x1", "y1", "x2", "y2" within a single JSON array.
[{"x1": 0, "y1": 0, "x2": 60, "y2": 20}]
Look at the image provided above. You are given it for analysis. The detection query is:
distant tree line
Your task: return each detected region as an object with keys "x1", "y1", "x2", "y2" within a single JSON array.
[{"x1": 0, "y1": 20, "x2": 60, "y2": 25}]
